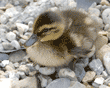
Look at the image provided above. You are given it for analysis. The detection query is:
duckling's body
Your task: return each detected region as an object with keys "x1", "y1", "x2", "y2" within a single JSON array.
[{"x1": 24, "y1": 9, "x2": 101, "y2": 67}]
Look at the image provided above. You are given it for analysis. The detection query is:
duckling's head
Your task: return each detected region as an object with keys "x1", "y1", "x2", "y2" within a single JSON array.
[{"x1": 24, "y1": 10, "x2": 68, "y2": 47}]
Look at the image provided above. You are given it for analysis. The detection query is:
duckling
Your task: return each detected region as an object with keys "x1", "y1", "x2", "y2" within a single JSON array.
[{"x1": 24, "y1": 9, "x2": 101, "y2": 67}]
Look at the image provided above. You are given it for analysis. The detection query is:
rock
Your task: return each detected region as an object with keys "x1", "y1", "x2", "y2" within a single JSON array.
[
  {"x1": 100, "y1": 0, "x2": 110, "y2": 6},
  {"x1": 38, "y1": 75, "x2": 48, "y2": 87},
  {"x1": 104, "y1": 24, "x2": 110, "y2": 31},
  {"x1": 28, "y1": 21, "x2": 34, "y2": 28},
  {"x1": 1, "y1": 60, "x2": 9, "y2": 67},
  {"x1": 0, "y1": 44, "x2": 4, "y2": 51},
  {"x1": 96, "y1": 5, "x2": 102, "y2": 10},
  {"x1": 11, "y1": 40, "x2": 20, "y2": 50},
  {"x1": 17, "y1": 71, "x2": 26, "y2": 79},
  {"x1": 58, "y1": 68, "x2": 77, "y2": 81},
  {"x1": 99, "y1": 85, "x2": 110, "y2": 88},
  {"x1": 24, "y1": 17, "x2": 34, "y2": 24},
  {"x1": 94, "y1": 77, "x2": 104, "y2": 85},
  {"x1": 12, "y1": 76, "x2": 37, "y2": 88},
  {"x1": 69, "y1": 81, "x2": 86, "y2": 88},
  {"x1": 46, "y1": 78, "x2": 71, "y2": 88},
  {"x1": 35, "y1": 64, "x2": 40, "y2": 70},
  {"x1": 0, "y1": 53, "x2": 9, "y2": 61},
  {"x1": 89, "y1": 59, "x2": 104, "y2": 75},
  {"x1": 9, "y1": 50, "x2": 26, "y2": 63},
  {"x1": 5, "y1": 3, "x2": 14, "y2": 9},
  {"x1": 0, "y1": 78, "x2": 12, "y2": 88},
  {"x1": 5, "y1": 65, "x2": 15, "y2": 71},
  {"x1": 18, "y1": 65, "x2": 30, "y2": 75},
  {"x1": 6, "y1": 32, "x2": 16, "y2": 42},
  {"x1": 102, "y1": 71, "x2": 108, "y2": 78},
  {"x1": 13, "y1": 62, "x2": 19, "y2": 68},
  {"x1": 92, "y1": 82, "x2": 100, "y2": 88},
  {"x1": 16, "y1": 23, "x2": 29, "y2": 35},
  {"x1": 103, "y1": 52, "x2": 110, "y2": 74},
  {"x1": 0, "y1": 15, "x2": 9, "y2": 24},
  {"x1": 2, "y1": 42, "x2": 14, "y2": 50},
  {"x1": 19, "y1": 39, "x2": 27, "y2": 44},
  {"x1": 39, "y1": 67, "x2": 55, "y2": 75},
  {"x1": 96, "y1": 44, "x2": 110, "y2": 61},
  {"x1": 104, "y1": 77, "x2": 110, "y2": 85},
  {"x1": 26, "y1": 63, "x2": 36, "y2": 72},
  {"x1": 102, "y1": 8, "x2": 110, "y2": 24},
  {"x1": 82, "y1": 71, "x2": 96, "y2": 83},
  {"x1": 8, "y1": 71, "x2": 19, "y2": 81},
  {"x1": 74, "y1": 64, "x2": 86, "y2": 82},
  {"x1": 88, "y1": 8, "x2": 100, "y2": 17}
]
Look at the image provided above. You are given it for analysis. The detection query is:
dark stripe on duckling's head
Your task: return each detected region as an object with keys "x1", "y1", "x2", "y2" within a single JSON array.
[{"x1": 33, "y1": 11, "x2": 62, "y2": 34}]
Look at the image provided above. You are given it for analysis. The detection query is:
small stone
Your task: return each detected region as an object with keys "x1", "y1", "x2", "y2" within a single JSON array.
[
  {"x1": 18, "y1": 65, "x2": 30, "y2": 75},
  {"x1": 13, "y1": 62, "x2": 19, "y2": 68},
  {"x1": 0, "y1": 15, "x2": 9, "y2": 24},
  {"x1": 94, "y1": 77, "x2": 104, "y2": 85},
  {"x1": 26, "y1": 63, "x2": 36, "y2": 72},
  {"x1": 25, "y1": 17, "x2": 34, "y2": 24},
  {"x1": 16, "y1": 23, "x2": 29, "y2": 35},
  {"x1": 11, "y1": 40, "x2": 20, "y2": 50},
  {"x1": 19, "y1": 39, "x2": 27, "y2": 44},
  {"x1": 17, "y1": 71, "x2": 26, "y2": 79},
  {"x1": 104, "y1": 24, "x2": 110, "y2": 31},
  {"x1": 39, "y1": 67, "x2": 55, "y2": 75},
  {"x1": 88, "y1": 8, "x2": 100, "y2": 17},
  {"x1": 92, "y1": 82, "x2": 100, "y2": 88},
  {"x1": 46, "y1": 78, "x2": 71, "y2": 88},
  {"x1": 28, "y1": 21, "x2": 33, "y2": 28},
  {"x1": 104, "y1": 77, "x2": 110, "y2": 85},
  {"x1": 69, "y1": 81, "x2": 86, "y2": 88},
  {"x1": 38, "y1": 75, "x2": 48, "y2": 87},
  {"x1": 82, "y1": 71, "x2": 96, "y2": 83},
  {"x1": 5, "y1": 3, "x2": 14, "y2": 9},
  {"x1": 102, "y1": 71, "x2": 108, "y2": 78},
  {"x1": 100, "y1": 0, "x2": 110, "y2": 6},
  {"x1": 58, "y1": 68, "x2": 77, "y2": 81},
  {"x1": 99, "y1": 85, "x2": 110, "y2": 88},
  {"x1": 6, "y1": 32, "x2": 16, "y2": 41},
  {"x1": 89, "y1": 59, "x2": 104, "y2": 75},
  {"x1": 0, "y1": 44, "x2": 4, "y2": 51},
  {"x1": 20, "y1": 34, "x2": 29, "y2": 40},
  {"x1": 5, "y1": 65, "x2": 15, "y2": 71},
  {"x1": 35, "y1": 64, "x2": 40, "y2": 70},
  {"x1": 1, "y1": 60, "x2": 9, "y2": 67},
  {"x1": 0, "y1": 53, "x2": 9, "y2": 61},
  {"x1": 9, "y1": 50, "x2": 26, "y2": 63},
  {"x1": 74, "y1": 64, "x2": 86, "y2": 82},
  {"x1": 103, "y1": 52, "x2": 110, "y2": 74},
  {"x1": 29, "y1": 71, "x2": 37, "y2": 76},
  {"x1": 2, "y1": 42, "x2": 14, "y2": 50},
  {"x1": 8, "y1": 71, "x2": 19, "y2": 80}
]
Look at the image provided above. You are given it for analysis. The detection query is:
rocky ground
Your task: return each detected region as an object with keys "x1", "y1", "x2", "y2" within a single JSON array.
[{"x1": 1, "y1": 0, "x2": 110, "y2": 88}]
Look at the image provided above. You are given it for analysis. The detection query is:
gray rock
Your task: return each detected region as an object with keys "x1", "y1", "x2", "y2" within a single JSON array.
[
  {"x1": 13, "y1": 62, "x2": 19, "y2": 68},
  {"x1": 0, "y1": 44, "x2": 4, "y2": 51},
  {"x1": 2, "y1": 42, "x2": 14, "y2": 50},
  {"x1": 88, "y1": 8, "x2": 100, "y2": 17},
  {"x1": 0, "y1": 15, "x2": 9, "y2": 24},
  {"x1": 74, "y1": 64, "x2": 86, "y2": 82},
  {"x1": 58, "y1": 68, "x2": 77, "y2": 81},
  {"x1": 68, "y1": 81, "x2": 86, "y2": 88},
  {"x1": 104, "y1": 76, "x2": 110, "y2": 85},
  {"x1": 6, "y1": 32, "x2": 16, "y2": 41},
  {"x1": 5, "y1": 65, "x2": 15, "y2": 71},
  {"x1": 103, "y1": 52, "x2": 110, "y2": 74},
  {"x1": 46, "y1": 78, "x2": 71, "y2": 88},
  {"x1": 9, "y1": 50, "x2": 26, "y2": 63},
  {"x1": 17, "y1": 71, "x2": 26, "y2": 79},
  {"x1": 39, "y1": 67, "x2": 55, "y2": 75},
  {"x1": 89, "y1": 59, "x2": 104, "y2": 75},
  {"x1": 26, "y1": 63, "x2": 36, "y2": 72},
  {"x1": 28, "y1": 21, "x2": 33, "y2": 28},
  {"x1": 0, "y1": 28, "x2": 7, "y2": 39},
  {"x1": 11, "y1": 40, "x2": 20, "y2": 50},
  {"x1": 24, "y1": 17, "x2": 34, "y2": 24},
  {"x1": 0, "y1": 53, "x2": 9, "y2": 61},
  {"x1": 102, "y1": 8, "x2": 110, "y2": 24},
  {"x1": 99, "y1": 85, "x2": 110, "y2": 88}
]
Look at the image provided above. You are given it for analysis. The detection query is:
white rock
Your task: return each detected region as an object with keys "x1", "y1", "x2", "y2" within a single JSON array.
[
  {"x1": 89, "y1": 8, "x2": 100, "y2": 17},
  {"x1": 35, "y1": 64, "x2": 40, "y2": 70},
  {"x1": 19, "y1": 39, "x2": 27, "y2": 44},
  {"x1": 94, "y1": 77, "x2": 104, "y2": 85},
  {"x1": 17, "y1": 71, "x2": 26, "y2": 79},
  {"x1": 0, "y1": 44, "x2": 4, "y2": 51},
  {"x1": 28, "y1": 21, "x2": 33, "y2": 28},
  {"x1": 39, "y1": 67, "x2": 55, "y2": 75},
  {"x1": 11, "y1": 40, "x2": 20, "y2": 50},
  {"x1": 102, "y1": 8, "x2": 110, "y2": 24},
  {"x1": 8, "y1": 71, "x2": 19, "y2": 80},
  {"x1": 0, "y1": 78, "x2": 12, "y2": 88},
  {"x1": 102, "y1": 71, "x2": 108, "y2": 78},
  {"x1": 2, "y1": 42, "x2": 14, "y2": 50},
  {"x1": 16, "y1": 23, "x2": 29, "y2": 35},
  {"x1": 0, "y1": 15, "x2": 9, "y2": 24},
  {"x1": 6, "y1": 32, "x2": 16, "y2": 41},
  {"x1": 1, "y1": 60, "x2": 9, "y2": 67},
  {"x1": 68, "y1": 1, "x2": 77, "y2": 8}
]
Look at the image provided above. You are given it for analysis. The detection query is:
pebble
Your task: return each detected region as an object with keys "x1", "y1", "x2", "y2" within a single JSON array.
[
  {"x1": 6, "y1": 32, "x2": 16, "y2": 42},
  {"x1": 99, "y1": 85, "x2": 110, "y2": 88},
  {"x1": 94, "y1": 77, "x2": 104, "y2": 85},
  {"x1": 0, "y1": 15, "x2": 9, "y2": 24},
  {"x1": 11, "y1": 40, "x2": 20, "y2": 50},
  {"x1": 102, "y1": 8, "x2": 110, "y2": 24},
  {"x1": 46, "y1": 78, "x2": 71, "y2": 88},
  {"x1": 39, "y1": 67, "x2": 55, "y2": 75},
  {"x1": 82, "y1": 71, "x2": 96, "y2": 83},
  {"x1": 2, "y1": 42, "x2": 14, "y2": 50},
  {"x1": 0, "y1": 53, "x2": 9, "y2": 61},
  {"x1": 103, "y1": 52, "x2": 110, "y2": 74},
  {"x1": 28, "y1": 21, "x2": 34, "y2": 28},
  {"x1": 74, "y1": 64, "x2": 86, "y2": 82},
  {"x1": 102, "y1": 71, "x2": 108, "y2": 78},
  {"x1": 18, "y1": 65, "x2": 30, "y2": 75},
  {"x1": 8, "y1": 71, "x2": 19, "y2": 80},
  {"x1": 5, "y1": 65, "x2": 15, "y2": 71},
  {"x1": 89, "y1": 59, "x2": 104, "y2": 75},
  {"x1": 17, "y1": 71, "x2": 26, "y2": 79},
  {"x1": 69, "y1": 81, "x2": 86, "y2": 88},
  {"x1": 9, "y1": 50, "x2": 26, "y2": 63},
  {"x1": 88, "y1": 8, "x2": 100, "y2": 17},
  {"x1": 58, "y1": 68, "x2": 77, "y2": 81},
  {"x1": 100, "y1": 0, "x2": 110, "y2": 6},
  {"x1": 35, "y1": 64, "x2": 40, "y2": 70},
  {"x1": 0, "y1": 44, "x2": 4, "y2": 51},
  {"x1": 1, "y1": 60, "x2": 9, "y2": 67},
  {"x1": 19, "y1": 39, "x2": 27, "y2": 44}
]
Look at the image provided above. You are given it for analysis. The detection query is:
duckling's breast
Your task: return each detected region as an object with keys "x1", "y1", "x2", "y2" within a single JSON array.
[{"x1": 26, "y1": 41, "x2": 74, "y2": 67}]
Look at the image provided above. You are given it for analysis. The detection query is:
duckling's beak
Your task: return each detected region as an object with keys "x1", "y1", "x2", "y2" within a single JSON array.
[{"x1": 24, "y1": 34, "x2": 38, "y2": 47}]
